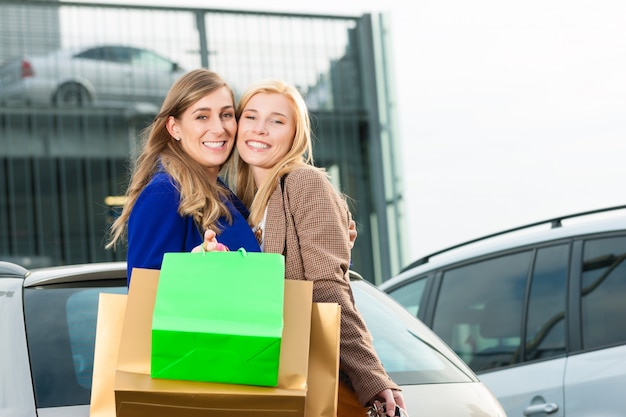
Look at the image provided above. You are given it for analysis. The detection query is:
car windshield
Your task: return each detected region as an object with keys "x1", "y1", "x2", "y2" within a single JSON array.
[{"x1": 351, "y1": 280, "x2": 473, "y2": 385}]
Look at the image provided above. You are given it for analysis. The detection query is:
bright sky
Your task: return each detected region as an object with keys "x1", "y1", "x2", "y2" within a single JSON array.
[
  {"x1": 79, "y1": 0, "x2": 626, "y2": 265},
  {"x1": 391, "y1": 1, "x2": 626, "y2": 262}
]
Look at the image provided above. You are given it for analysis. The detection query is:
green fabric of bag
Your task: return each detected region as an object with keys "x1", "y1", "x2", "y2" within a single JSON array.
[{"x1": 151, "y1": 249, "x2": 285, "y2": 387}]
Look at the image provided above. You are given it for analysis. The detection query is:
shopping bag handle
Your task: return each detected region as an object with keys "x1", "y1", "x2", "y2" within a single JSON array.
[{"x1": 201, "y1": 244, "x2": 247, "y2": 257}]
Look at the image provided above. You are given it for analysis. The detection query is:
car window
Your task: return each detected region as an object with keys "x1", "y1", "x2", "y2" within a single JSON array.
[
  {"x1": 24, "y1": 280, "x2": 126, "y2": 408},
  {"x1": 581, "y1": 236, "x2": 626, "y2": 349},
  {"x1": 386, "y1": 276, "x2": 427, "y2": 317},
  {"x1": 110, "y1": 46, "x2": 134, "y2": 64},
  {"x1": 132, "y1": 49, "x2": 175, "y2": 71},
  {"x1": 351, "y1": 281, "x2": 473, "y2": 385},
  {"x1": 433, "y1": 251, "x2": 531, "y2": 372},
  {"x1": 524, "y1": 244, "x2": 568, "y2": 361},
  {"x1": 75, "y1": 46, "x2": 108, "y2": 61}
]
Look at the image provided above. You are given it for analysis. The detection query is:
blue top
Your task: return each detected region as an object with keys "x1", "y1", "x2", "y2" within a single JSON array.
[{"x1": 126, "y1": 171, "x2": 260, "y2": 285}]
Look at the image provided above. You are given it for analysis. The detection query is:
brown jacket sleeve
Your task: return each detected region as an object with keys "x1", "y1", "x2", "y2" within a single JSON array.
[{"x1": 263, "y1": 167, "x2": 400, "y2": 406}]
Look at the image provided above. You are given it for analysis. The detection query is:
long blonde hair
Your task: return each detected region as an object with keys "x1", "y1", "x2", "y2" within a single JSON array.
[
  {"x1": 107, "y1": 69, "x2": 235, "y2": 249},
  {"x1": 230, "y1": 79, "x2": 325, "y2": 227}
]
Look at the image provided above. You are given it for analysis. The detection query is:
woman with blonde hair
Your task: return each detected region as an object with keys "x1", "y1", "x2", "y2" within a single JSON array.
[{"x1": 232, "y1": 79, "x2": 406, "y2": 416}]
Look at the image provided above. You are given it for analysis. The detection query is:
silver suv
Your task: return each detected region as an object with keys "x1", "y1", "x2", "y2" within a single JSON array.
[{"x1": 380, "y1": 205, "x2": 626, "y2": 417}]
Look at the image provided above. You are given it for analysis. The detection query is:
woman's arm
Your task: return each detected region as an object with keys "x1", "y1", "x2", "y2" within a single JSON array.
[
  {"x1": 284, "y1": 168, "x2": 399, "y2": 406},
  {"x1": 126, "y1": 176, "x2": 193, "y2": 282}
]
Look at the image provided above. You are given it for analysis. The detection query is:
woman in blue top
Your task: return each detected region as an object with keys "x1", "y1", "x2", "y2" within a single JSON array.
[{"x1": 106, "y1": 69, "x2": 260, "y2": 285}]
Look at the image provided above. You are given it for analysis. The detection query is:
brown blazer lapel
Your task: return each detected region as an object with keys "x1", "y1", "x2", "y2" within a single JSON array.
[{"x1": 263, "y1": 185, "x2": 287, "y2": 256}]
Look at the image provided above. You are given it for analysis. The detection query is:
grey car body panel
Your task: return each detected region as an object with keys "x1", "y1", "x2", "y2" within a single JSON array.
[{"x1": 0, "y1": 277, "x2": 36, "y2": 417}]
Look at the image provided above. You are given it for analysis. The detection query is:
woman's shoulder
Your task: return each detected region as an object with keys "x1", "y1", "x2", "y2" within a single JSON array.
[
  {"x1": 283, "y1": 166, "x2": 344, "y2": 202},
  {"x1": 136, "y1": 171, "x2": 179, "y2": 206},
  {"x1": 284, "y1": 165, "x2": 328, "y2": 187},
  {"x1": 145, "y1": 171, "x2": 177, "y2": 191}
]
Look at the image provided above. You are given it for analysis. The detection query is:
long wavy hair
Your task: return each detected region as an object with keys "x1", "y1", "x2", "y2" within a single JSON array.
[
  {"x1": 106, "y1": 69, "x2": 235, "y2": 249},
  {"x1": 229, "y1": 79, "x2": 325, "y2": 228}
]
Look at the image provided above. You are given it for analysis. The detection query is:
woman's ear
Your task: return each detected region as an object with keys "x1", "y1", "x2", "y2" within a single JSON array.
[{"x1": 165, "y1": 115, "x2": 179, "y2": 139}]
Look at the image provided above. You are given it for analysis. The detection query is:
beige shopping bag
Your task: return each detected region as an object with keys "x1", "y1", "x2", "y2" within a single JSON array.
[
  {"x1": 114, "y1": 268, "x2": 312, "y2": 416},
  {"x1": 306, "y1": 302, "x2": 341, "y2": 417},
  {"x1": 89, "y1": 293, "x2": 127, "y2": 417}
]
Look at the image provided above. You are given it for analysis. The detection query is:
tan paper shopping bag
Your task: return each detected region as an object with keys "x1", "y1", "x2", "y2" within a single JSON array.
[
  {"x1": 89, "y1": 293, "x2": 127, "y2": 417},
  {"x1": 305, "y1": 302, "x2": 341, "y2": 417},
  {"x1": 114, "y1": 268, "x2": 312, "y2": 417}
]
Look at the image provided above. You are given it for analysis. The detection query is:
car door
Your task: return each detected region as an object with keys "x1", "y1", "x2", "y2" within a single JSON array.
[
  {"x1": 479, "y1": 358, "x2": 565, "y2": 417},
  {"x1": 428, "y1": 245, "x2": 570, "y2": 417},
  {"x1": 563, "y1": 235, "x2": 626, "y2": 417},
  {"x1": 478, "y1": 245, "x2": 569, "y2": 417}
]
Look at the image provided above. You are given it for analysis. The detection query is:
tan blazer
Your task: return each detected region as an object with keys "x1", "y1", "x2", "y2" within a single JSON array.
[{"x1": 263, "y1": 166, "x2": 400, "y2": 406}]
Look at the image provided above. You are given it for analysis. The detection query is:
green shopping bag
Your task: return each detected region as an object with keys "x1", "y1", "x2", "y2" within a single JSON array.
[{"x1": 151, "y1": 249, "x2": 285, "y2": 387}]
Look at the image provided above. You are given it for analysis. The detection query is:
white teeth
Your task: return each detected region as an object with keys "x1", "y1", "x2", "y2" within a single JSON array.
[
  {"x1": 247, "y1": 140, "x2": 268, "y2": 149},
  {"x1": 203, "y1": 141, "x2": 225, "y2": 149}
]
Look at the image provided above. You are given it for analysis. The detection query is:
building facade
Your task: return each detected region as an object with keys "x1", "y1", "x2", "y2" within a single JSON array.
[{"x1": 0, "y1": 0, "x2": 405, "y2": 283}]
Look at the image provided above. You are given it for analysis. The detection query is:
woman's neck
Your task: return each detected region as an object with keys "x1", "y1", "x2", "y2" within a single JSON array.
[
  {"x1": 207, "y1": 167, "x2": 220, "y2": 184},
  {"x1": 251, "y1": 166, "x2": 269, "y2": 189}
]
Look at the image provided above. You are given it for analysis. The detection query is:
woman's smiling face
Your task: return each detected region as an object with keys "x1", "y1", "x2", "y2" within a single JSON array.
[
  {"x1": 167, "y1": 86, "x2": 237, "y2": 177},
  {"x1": 236, "y1": 92, "x2": 296, "y2": 184}
]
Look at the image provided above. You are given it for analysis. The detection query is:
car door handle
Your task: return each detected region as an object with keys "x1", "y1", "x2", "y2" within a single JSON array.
[{"x1": 523, "y1": 403, "x2": 559, "y2": 416}]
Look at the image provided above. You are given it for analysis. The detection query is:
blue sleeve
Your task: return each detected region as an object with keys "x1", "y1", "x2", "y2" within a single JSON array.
[{"x1": 127, "y1": 175, "x2": 199, "y2": 284}]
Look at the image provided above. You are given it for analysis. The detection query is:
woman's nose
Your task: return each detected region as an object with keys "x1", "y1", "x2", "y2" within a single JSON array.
[
  {"x1": 208, "y1": 117, "x2": 225, "y2": 133},
  {"x1": 252, "y1": 120, "x2": 268, "y2": 134}
]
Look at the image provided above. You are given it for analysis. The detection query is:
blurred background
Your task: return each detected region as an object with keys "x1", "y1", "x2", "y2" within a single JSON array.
[
  {"x1": 0, "y1": 0, "x2": 404, "y2": 284},
  {"x1": 2, "y1": 0, "x2": 626, "y2": 283}
]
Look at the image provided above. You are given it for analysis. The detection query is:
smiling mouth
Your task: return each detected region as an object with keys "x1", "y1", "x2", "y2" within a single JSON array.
[
  {"x1": 246, "y1": 140, "x2": 269, "y2": 149},
  {"x1": 203, "y1": 141, "x2": 226, "y2": 149}
]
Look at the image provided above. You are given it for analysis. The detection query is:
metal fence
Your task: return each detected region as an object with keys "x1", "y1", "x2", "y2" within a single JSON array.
[{"x1": 0, "y1": 0, "x2": 401, "y2": 282}]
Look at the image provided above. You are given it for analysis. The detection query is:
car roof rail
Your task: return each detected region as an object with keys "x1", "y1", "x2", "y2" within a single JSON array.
[
  {"x1": 401, "y1": 204, "x2": 626, "y2": 273},
  {"x1": 0, "y1": 261, "x2": 29, "y2": 279}
]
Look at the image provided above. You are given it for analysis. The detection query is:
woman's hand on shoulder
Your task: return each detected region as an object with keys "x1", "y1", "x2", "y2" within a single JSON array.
[
  {"x1": 348, "y1": 219, "x2": 357, "y2": 249},
  {"x1": 191, "y1": 229, "x2": 230, "y2": 253}
]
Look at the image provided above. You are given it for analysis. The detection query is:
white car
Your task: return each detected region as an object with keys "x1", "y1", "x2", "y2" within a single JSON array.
[
  {"x1": 380, "y1": 205, "x2": 626, "y2": 417},
  {"x1": 0, "y1": 45, "x2": 185, "y2": 107},
  {"x1": 0, "y1": 261, "x2": 506, "y2": 417}
]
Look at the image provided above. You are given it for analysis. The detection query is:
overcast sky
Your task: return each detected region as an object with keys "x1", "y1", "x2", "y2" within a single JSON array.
[
  {"x1": 391, "y1": 0, "x2": 626, "y2": 262},
  {"x1": 80, "y1": 0, "x2": 626, "y2": 264}
]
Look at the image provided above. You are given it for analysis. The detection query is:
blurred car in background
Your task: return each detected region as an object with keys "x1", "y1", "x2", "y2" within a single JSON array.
[
  {"x1": 380, "y1": 205, "x2": 626, "y2": 417},
  {"x1": 0, "y1": 261, "x2": 506, "y2": 416},
  {"x1": 0, "y1": 45, "x2": 185, "y2": 107}
]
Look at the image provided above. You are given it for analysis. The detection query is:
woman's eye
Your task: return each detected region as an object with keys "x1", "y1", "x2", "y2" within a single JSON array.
[{"x1": 221, "y1": 113, "x2": 234, "y2": 119}]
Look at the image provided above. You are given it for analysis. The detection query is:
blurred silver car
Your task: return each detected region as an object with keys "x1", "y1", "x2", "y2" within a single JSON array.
[
  {"x1": 0, "y1": 261, "x2": 506, "y2": 416},
  {"x1": 0, "y1": 45, "x2": 185, "y2": 107}
]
